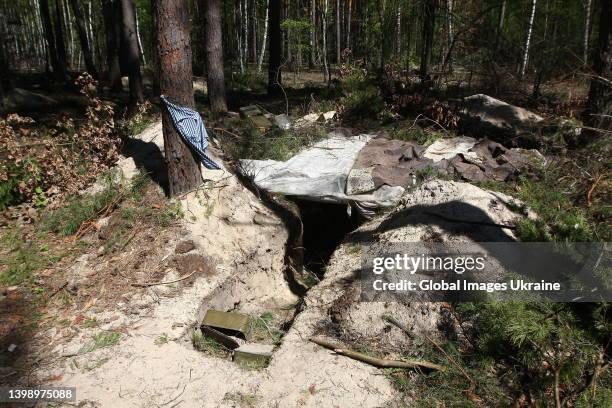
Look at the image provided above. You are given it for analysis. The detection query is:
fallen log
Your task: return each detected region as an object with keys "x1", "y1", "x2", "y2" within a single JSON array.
[{"x1": 310, "y1": 337, "x2": 445, "y2": 371}]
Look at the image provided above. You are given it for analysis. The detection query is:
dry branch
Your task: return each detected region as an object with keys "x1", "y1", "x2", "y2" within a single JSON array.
[{"x1": 309, "y1": 337, "x2": 445, "y2": 371}]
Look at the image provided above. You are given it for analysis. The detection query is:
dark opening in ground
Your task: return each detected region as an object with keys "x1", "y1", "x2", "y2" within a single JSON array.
[{"x1": 295, "y1": 200, "x2": 363, "y2": 278}]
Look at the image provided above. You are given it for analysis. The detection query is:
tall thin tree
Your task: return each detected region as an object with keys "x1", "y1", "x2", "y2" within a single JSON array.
[
  {"x1": 520, "y1": 0, "x2": 537, "y2": 79},
  {"x1": 202, "y1": 0, "x2": 228, "y2": 114},
  {"x1": 257, "y1": 0, "x2": 269, "y2": 72},
  {"x1": 583, "y1": 0, "x2": 592, "y2": 65},
  {"x1": 419, "y1": 0, "x2": 436, "y2": 79},
  {"x1": 152, "y1": 0, "x2": 202, "y2": 196},
  {"x1": 119, "y1": 0, "x2": 144, "y2": 105},
  {"x1": 584, "y1": 0, "x2": 611, "y2": 131},
  {"x1": 102, "y1": 0, "x2": 121, "y2": 90},
  {"x1": 39, "y1": 0, "x2": 62, "y2": 77},
  {"x1": 53, "y1": 0, "x2": 68, "y2": 76},
  {"x1": 267, "y1": 0, "x2": 282, "y2": 94},
  {"x1": 68, "y1": 0, "x2": 97, "y2": 76}
]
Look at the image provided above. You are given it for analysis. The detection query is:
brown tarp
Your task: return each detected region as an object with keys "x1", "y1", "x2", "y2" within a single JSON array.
[{"x1": 351, "y1": 136, "x2": 540, "y2": 192}]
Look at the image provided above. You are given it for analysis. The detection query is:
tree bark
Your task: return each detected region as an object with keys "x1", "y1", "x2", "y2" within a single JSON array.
[
  {"x1": 152, "y1": 0, "x2": 202, "y2": 196},
  {"x1": 45, "y1": 0, "x2": 67, "y2": 79},
  {"x1": 267, "y1": 0, "x2": 282, "y2": 94},
  {"x1": 257, "y1": 0, "x2": 269, "y2": 72},
  {"x1": 119, "y1": 0, "x2": 144, "y2": 105},
  {"x1": 102, "y1": 0, "x2": 122, "y2": 91},
  {"x1": 520, "y1": 0, "x2": 537, "y2": 79},
  {"x1": 309, "y1": 0, "x2": 316, "y2": 68},
  {"x1": 419, "y1": 0, "x2": 436, "y2": 79},
  {"x1": 322, "y1": 0, "x2": 330, "y2": 84},
  {"x1": 336, "y1": 0, "x2": 340, "y2": 63},
  {"x1": 202, "y1": 0, "x2": 228, "y2": 115},
  {"x1": 346, "y1": 0, "x2": 352, "y2": 53},
  {"x1": 494, "y1": 0, "x2": 507, "y2": 55},
  {"x1": 583, "y1": 0, "x2": 592, "y2": 65},
  {"x1": 584, "y1": 0, "x2": 611, "y2": 131},
  {"x1": 68, "y1": 0, "x2": 97, "y2": 76}
]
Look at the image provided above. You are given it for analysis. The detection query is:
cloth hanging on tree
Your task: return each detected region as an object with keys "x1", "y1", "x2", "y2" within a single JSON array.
[{"x1": 160, "y1": 95, "x2": 221, "y2": 170}]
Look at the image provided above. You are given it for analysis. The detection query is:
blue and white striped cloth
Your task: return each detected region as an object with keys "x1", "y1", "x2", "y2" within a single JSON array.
[{"x1": 160, "y1": 95, "x2": 221, "y2": 170}]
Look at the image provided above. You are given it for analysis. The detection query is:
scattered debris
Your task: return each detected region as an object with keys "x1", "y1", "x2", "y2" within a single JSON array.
[
  {"x1": 274, "y1": 114, "x2": 292, "y2": 130},
  {"x1": 240, "y1": 105, "x2": 272, "y2": 131},
  {"x1": 293, "y1": 111, "x2": 337, "y2": 128}
]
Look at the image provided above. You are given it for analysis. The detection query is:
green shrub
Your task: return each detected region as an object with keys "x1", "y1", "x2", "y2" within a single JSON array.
[{"x1": 41, "y1": 182, "x2": 120, "y2": 236}]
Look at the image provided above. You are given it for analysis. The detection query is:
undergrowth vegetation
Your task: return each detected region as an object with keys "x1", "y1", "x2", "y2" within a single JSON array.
[{"x1": 0, "y1": 74, "x2": 120, "y2": 209}]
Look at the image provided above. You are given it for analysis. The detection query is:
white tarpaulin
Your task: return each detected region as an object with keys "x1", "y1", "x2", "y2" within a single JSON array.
[{"x1": 239, "y1": 135, "x2": 405, "y2": 215}]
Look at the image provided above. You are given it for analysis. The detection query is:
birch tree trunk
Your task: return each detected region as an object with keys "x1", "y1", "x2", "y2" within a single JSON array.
[
  {"x1": 336, "y1": 0, "x2": 340, "y2": 63},
  {"x1": 495, "y1": 0, "x2": 507, "y2": 55},
  {"x1": 203, "y1": 0, "x2": 228, "y2": 114},
  {"x1": 135, "y1": 7, "x2": 146, "y2": 65},
  {"x1": 152, "y1": 0, "x2": 202, "y2": 196},
  {"x1": 346, "y1": 0, "x2": 351, "y2": 53},
  {"x1": 310, "y1": 0, "x2": 316, "y2": 67},
  {"x1": 520, "y1": 0, "x2": 537, "y2": 79},
  {"x1": 446, "y1": 0, "x2": 453, "y2": 55},
  {"x1": 396, "y1": 2, "x2": 401, "y2": 57},
  {"x1": 257, "y1": 0, "x2": 269, "y2": 72},
  {"x1": 322, "y1": 0, "x2": 330, "y2": 84},
  {"x1": 583, "y1": 0, "x2": 592, "y2": 65}
]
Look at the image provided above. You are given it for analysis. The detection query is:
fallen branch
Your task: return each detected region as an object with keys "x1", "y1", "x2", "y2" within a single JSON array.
[
  {"x1": 310, "y1": 337, "x2": 445, "y2": 371},
  {"x1": 130, "y1": 270, "x2": 197, "y2": 287},
  {"x1": 587, "y1": 174, "x2": 603, "y2": 207}
]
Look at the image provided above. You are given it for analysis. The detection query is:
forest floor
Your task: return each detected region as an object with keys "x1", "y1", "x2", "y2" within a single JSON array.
[{"x1": 0, "y1": 69, "x2": 610, "y2": 407}]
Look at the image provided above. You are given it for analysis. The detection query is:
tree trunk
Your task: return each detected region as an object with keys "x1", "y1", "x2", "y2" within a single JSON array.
[
  {"x1": 419, "y1": 0, "x2": 436, "y2": 79},
  {"x1": 396, "y1": 2, "x2": 401, "y2": 57},
  {"x1": 495, "y1": 0, "x2": 507, "y2": 55},
  {"x1": 267, "y1": 0, "x2": 282, "y2": 94},
  {"x1": 520, "y1": 0, "x2": 537, "y2": 79},
  {"x1": 322, "y1": 0, "x2": 330, "y2": 84},
  {"x1": 68, "y1": 0, "x2": 97, "y2": 76},
  {"x1": 102, "y1": 0, "x2": 122, "y2": 91},
  {"x1": 135, "y1": 7, "x2": 146, "y2": 65},
  {"x1": 336, "y1": 0, "x2": 340, "y2": 63},
  {"x1": 584, "y1": 0, "x2": 611, "y2": 131},
  {"x1": 346, "y1": 0, "x2": 352, "y2": 53},
  {"x1": 446, "y1": 0, "x2": 452, "y2": 70},
  {"x1": 202, "y1": 0, "x2": 228, "y2": 115},
  {"x1": 583, "y1": 0, "x2": 592, "y2": 65},
  {"x1": 309, "y1": 0, "x2": 316, "y2": 68},
  {"x1": 257, "y1": 0, "x2": 269, "y2": 72},
  {"x1": 0, "y1": 25, "x2": 9, "y2": 115},
  {"x1": 119, "y1": 0, "x2": 144, "y2": 105},
  {"x1": 39, "y1": 0, "x2": 59, "y2": 76},
  {"x1": 52, "y1": 0, "x2": 68, "y2": 78},
  {"x1": 152, "y1": 0, "x2": 202, "y2": 196}
]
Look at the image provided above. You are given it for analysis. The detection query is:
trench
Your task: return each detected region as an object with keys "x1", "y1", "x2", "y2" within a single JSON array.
[
  {"x1": 295, "y1": 200, "x2": 362, "y2": 279},
  {"x1": 190, "y1": 193, "x2": 364, "y2": 367}
]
